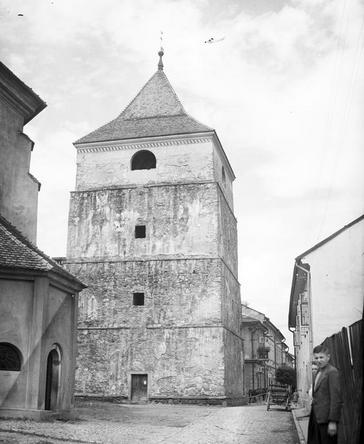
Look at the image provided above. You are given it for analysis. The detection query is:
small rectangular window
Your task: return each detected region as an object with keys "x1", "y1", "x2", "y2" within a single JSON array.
[
  {"x1": 135, "y1": 225, "x2": 146, "y2": 238},
  {"x1": 133, "y1": 292, "x2": 144, "y2": 306}
]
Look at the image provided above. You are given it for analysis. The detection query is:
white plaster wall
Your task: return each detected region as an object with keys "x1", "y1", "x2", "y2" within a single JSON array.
[
  {"x1": 0, "y1": 98, "x2": 39, "y2": 242},
  {"x1": 303, "y1": 219, "x2": 364, "y2": 346},
  {"x1": 0, "y1": 279, "x2": 33, "y2": 409},
  {"x1": 76, "y1": 138, "x2": 214, "y2": 191},
  {"x1": 295, "y1": 326, "x2": 312, "y2": 409}
]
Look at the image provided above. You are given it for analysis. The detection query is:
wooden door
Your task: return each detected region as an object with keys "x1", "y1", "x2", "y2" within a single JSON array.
[
  {"x1": 45, "y1": 349, "x2": 60, "y2": 410},
  {"x1": 131, "y1": 374, "x2": 148, "y2": 401}
]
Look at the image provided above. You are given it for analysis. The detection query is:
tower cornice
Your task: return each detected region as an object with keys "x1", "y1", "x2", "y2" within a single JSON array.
[{"x1": 74, "y1": 132, "x2": 214, "y2": 154}]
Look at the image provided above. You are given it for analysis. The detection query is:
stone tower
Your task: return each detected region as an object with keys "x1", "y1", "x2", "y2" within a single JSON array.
[{"x1": 66, "y1": 50, "x2": 243, "y2": 403}]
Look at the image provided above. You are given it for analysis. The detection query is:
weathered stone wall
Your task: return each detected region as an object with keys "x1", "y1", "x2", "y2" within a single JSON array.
[
  {"x1": 212, "y1": 140, "x2": 234, "y2": 210},
  {"x1": 218, "y1": 189, "x2": 238, "y2": 278},
  {"x1": 68, "y1": 130, "x2": 243, "y2": 400},
  {"x1": 223, "y1": 329, "x2": 244, "y2": 397},
  {"x1": 67, "y1": 259, "x2": 222, "y2": 329},
  {"x1": 67, "y1": 184, "x2": 219, "y2": 260},
  {"x1": 66, "y1": 257, "x2": 229, "y2": 398},
  {"x1": 76, "y1": 326, "x2": 225, "y2": 398},
  {"x1": 220, "y1": 263, "x2": 243, "y2": 397},
  {"x1": 75, "y1": 138, "x2": 214, "y2": 191},
  {"x1": 221, "y1": 264, "x2": 241, "y2": 335}
]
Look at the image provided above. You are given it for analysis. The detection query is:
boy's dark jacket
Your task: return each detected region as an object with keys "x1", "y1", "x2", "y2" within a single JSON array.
[{"x1": 312, "y1": 363, "x2": 343, "y2": 423}]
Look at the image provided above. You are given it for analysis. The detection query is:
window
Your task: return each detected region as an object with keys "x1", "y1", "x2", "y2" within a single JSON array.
[
  {"x1": 131, "y1": 150, "x2": 156, "y2": 170},
  {"x1": 133, "y1": 292, "x2": 145, "y2": 306},
  {"x1": 0, "y1": 343, "x2": 22, "y2": 371},
  {"x1": 257, "y1": 346, "x2": 270, "y2": 360},
  {"x1": 222, "y1": 166, "x2": 226, "y2": 184},
  {"x1": 135, "y1": 225, "x2": 146, "y2": 238}
]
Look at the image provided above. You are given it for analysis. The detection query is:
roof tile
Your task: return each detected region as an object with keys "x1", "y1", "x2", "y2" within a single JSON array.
[
  {"x1": 0, "y1": 214, "x2": 85, "y2": 287},
  {"x1": 75, "y1": 70, "x2": 212, "y2": 144}
]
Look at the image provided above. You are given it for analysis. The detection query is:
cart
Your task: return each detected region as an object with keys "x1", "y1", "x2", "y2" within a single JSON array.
[{"x1": 266, "y1": 384, "x2": 290, "y2": 411}]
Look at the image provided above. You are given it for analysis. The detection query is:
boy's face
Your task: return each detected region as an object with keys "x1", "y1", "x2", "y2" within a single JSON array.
[{"x1": 313, "y1": 352, "x2": 330, "y2": 369}]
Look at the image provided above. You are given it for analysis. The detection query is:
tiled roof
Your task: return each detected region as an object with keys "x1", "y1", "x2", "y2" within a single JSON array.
[
  {"x1": 75, "y1": 69, "x2": 212, "y2": 144},
  {"x1": 0, "y1": 214, "x2": 85, "y2": 287}
]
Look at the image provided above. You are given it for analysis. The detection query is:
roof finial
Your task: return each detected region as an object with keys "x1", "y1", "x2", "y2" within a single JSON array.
[{"x1": 158, "y1": 31, "x2": 164, "y2": 70}]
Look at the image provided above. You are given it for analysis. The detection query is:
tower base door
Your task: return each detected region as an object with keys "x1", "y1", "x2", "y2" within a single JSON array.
[{"x1": 131, "y1": 374, "x2": 148, "y2": 402}]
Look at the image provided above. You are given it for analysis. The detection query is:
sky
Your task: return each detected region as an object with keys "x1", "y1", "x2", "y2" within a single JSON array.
[{"x1": 1, "y1": 0, "x2": 363, "y2": 350}]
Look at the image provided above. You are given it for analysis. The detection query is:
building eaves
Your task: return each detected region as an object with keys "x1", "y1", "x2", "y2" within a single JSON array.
[
  {"x1": 241, "y1": 316, "x2": 267, "y2": 332},
  {"x1": 28, "y1": 172, "x2": 41, "y2": 191},
  {"x1": 288, "y1": 262, "x2": 310, "y2": 329},
  {"x1": 263, "y1": 317, "x2": 286, "y2": 341},
  {"x1": 0, "y1": 214, "x2": 85, "y2": 289},
  {"x1": 296, "y1": 214, "x2": 364, "y2": 261},
  {"x1": 75, "y1": 114, "x2": 212, "y2": 145},
  {"x1": 241, "y1": 303, "x2": 266, "y2": 319},
  {"x1": 0, "y1": 61, "x2": 46, "y2": 124}
]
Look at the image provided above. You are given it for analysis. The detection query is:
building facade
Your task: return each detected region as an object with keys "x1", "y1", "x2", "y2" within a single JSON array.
[
  {"x1": 0, "y1": 62, "x2": 44, "y2": 243},
  {"x1": 0, "y1": 62, "x2": 84, "y2": 419},
  {"x1": 65, "y1": 51, "x2": 244, "y2": 403},
  {"x1": 288, "y1": 215, "x2": 364, "y2": 408},
  {"x1": 241, "y1": 304, "x2": 288, "y2": 396}
]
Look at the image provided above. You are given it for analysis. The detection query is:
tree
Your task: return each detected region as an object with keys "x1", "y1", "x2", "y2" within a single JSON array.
[{"x1": 275, "y1": 365, "x2": 296, "y2": 388}]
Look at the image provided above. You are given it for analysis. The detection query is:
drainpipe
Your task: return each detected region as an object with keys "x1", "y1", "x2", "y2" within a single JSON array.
[
  {"x1": 295, "y1": 263, "x2": 313, "y2": 360},
  {"x1": 295, "y1": 262, "x2": 313, "y2": 405}
]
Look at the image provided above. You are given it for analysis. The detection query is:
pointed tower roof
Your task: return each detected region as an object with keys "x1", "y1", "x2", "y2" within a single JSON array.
[{"x1": 75, "y1": 50, "x2": 212, "y2": 145}]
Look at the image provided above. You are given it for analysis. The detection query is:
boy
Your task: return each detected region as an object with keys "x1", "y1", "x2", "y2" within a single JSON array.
[{"x1": 307, "y1": 345, "x2": 343, "y2": 444}]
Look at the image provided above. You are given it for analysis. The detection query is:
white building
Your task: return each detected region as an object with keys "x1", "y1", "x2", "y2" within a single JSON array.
[{"x1": 288, "y1": 214, "x2": 364, "y2": 407}]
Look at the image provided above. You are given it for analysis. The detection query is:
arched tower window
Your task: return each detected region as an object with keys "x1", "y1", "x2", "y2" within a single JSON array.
[
  {"x1": 0, "y1": 343, "x2": 22, "y2": 371},
  {"x1": 131, "y1": 150, "x2": 156, "y2": 170}
]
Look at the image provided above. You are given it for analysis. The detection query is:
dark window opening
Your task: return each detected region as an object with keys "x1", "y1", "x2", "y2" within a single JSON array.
[
  {"x1": 222, "y1": 166, "x2": 226, "y2": 184},
  {"x1": 133, "y1": 292, "x2": 145, "y2": 306},
  {"x1": 0, "y1": 343, "x2": 22, "y2": 371},
  {"x1": 131, "y1": 150, "x2": 156, "y2": 170},
  {"x1": 135, "y1": 225, "x2": 146, "y2": 238}
]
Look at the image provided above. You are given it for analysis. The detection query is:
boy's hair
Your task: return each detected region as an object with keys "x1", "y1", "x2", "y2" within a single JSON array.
[{"x1": 313, "y1": 344, "x2": 330, "y2": 354}]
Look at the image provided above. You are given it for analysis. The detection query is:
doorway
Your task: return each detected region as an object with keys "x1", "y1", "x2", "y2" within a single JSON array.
[
  {"x1": 45, "y1": 348, "x2": 60, "y2": 410},
  {"x1": 131, "y1": 374, "x2": 148, "y2": 402}
]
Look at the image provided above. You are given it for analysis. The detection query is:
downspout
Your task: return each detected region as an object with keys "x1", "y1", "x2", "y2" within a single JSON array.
[
  {"x1": 289, "y1": 326, "x2": 297, "y2": 391},
  {"x1": 295, "y1": 262, "x2": 313, "y2": 403},
  {"x1": 295, "y1": 263, "x2": 313, "y2": 359}
]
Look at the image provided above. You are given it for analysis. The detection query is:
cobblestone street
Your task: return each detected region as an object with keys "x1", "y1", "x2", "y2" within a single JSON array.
[{"x1": 0, "y1": 401, "x2": 299, "y2": 444}]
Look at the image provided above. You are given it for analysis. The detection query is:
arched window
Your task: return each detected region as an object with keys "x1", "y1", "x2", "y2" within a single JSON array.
[
  {"x1": 0, "y1": 343, "x2": 22, "y2": 371},
  {"x1": 131, "y1": 150, "x2": 156, "y2": 170}
]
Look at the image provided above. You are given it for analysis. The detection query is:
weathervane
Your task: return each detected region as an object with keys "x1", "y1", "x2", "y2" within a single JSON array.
[{"x1": 158, "y1": 31, "x2": 164, "y2": 71}]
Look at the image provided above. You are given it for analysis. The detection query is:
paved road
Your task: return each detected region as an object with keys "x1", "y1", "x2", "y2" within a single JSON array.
[{"x1": 0, "y1": 402, "x2": 299, "y2": 444}]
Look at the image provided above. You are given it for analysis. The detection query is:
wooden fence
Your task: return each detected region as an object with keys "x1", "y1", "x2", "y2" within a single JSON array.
[{"x1": 322, "y1": 319, "x2": 363, "y2": 444}]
